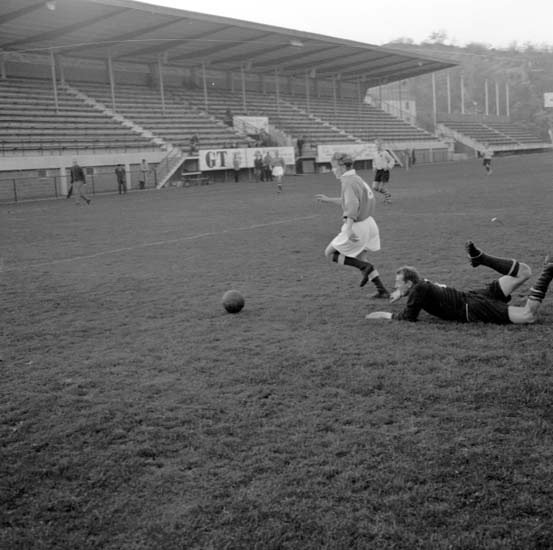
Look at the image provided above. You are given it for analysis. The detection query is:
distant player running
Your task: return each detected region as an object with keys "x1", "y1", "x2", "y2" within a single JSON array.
[
  {"x1": 366, "y1": 241, "x2": 553, "y2": 324},
  {"x1": 316, "y1": 152, "x2": 390, "y2": 299},
  {"x1": 482, "y1": 145, "x2": 494, "y2": 175},
  {"x1": 372, "y1": 140, "x2": 395, "y2": 204}
]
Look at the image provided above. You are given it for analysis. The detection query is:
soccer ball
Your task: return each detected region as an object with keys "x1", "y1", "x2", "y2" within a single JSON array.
[{"x1": 222, "y1": 290, "x2": 245, "y2": 314}]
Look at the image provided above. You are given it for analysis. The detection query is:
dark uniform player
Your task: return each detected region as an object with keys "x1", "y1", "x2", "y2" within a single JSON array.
[{"x1": 366, "y1": 241, "x2": 553, "y2": 325}]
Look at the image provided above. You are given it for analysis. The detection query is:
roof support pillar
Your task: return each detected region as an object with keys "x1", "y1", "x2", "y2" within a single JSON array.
[
  {"x1": 241, "y1": 65, "x2": 247, "y2": 113},
  {"x1": 107, "y1": 50, "x2": 116, "y2": 112},
  {"x1": 484, "y1": 79, "x2": 489, "y2": 116},
  {"x1": 158, "y1": 57, "x2": 166, "y2": 116},
  {"x1": 505, "y1": 82, "x2": 510, "y2": 117},
  {"x1": 201, "y1": 61, "x2": 208, "y2": 112},
  {"x1": 495, "y1": 81, "x2": 500, "y2": 116},
  {"x1": 49, "y1": 48, "x2": 59, "y2": 114},
  {"x1": 1, "y1": 52, "x2": 7, "y2": 79},
  {"x1": 398, "y1": 80, "x2": 403, "y2": 121},
  {"x1": 56, "y1": 54, "x2": 65, "y2": 85},
  {"x1": 431, "y1": 72, "x2": 437, "y2": 130},
  {"x1": 357, "y1": 81, "x2": 362, "y2": 116},
  {"x1": 275, "y1": 68, "x2": 280, "y2": 120},
  {"x1": 460, "y1": 74, "x2": 465, "y2": 114},
  {"x1": 332, "y1": 76, "x2": 337, "y2": 120},
  {"x1": 305, "y1": 71, "x2": 310, "y2": 114},
  {"x1": 446, "y1": 73, "x2": 451, "y2": 114}
]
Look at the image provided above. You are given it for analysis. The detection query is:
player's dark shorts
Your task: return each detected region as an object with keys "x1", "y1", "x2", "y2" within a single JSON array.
[
  {"x1": 483, "y1": 159, "x2": 491, "y2": 166},
  {"x1": 374, "y1": 169, "x2": 390, "y2": 183},
  {"x1": 465, "y1": 280, "x2": 511, "y2": 324}
]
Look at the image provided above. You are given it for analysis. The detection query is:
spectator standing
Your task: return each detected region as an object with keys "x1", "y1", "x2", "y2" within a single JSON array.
[
  {"x1": 232, "y1": 151, "x2": 241, "y2": 183},
  {"x1": 189, "y1": 134, "x2": 200, "y2": 155},
  {"x1": 69, "y1": 159, "x2": 91, "y2": 205},
  {"x1": 263, "y1": 151, "x2": 273, "y2": 182},
  {"x1": 223, "y1": 108, "x2": 234, "y2": 127},
  {"x1": 253, "y1": 151, "x2": 264, "y2": 182},
  {"x1": 296, "y1": 135, "x2": 305, "y2": 157},
  {"x1": 115, "y1": 164, "x2": 127, "y2": 194},
  {"x1": 139, "y1": 159, "x2": 149, "y2": 189}
]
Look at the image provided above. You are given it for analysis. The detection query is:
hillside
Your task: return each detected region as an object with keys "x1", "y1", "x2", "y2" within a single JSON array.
[{"x1": 380, "y1": 41, "x2": 553, "y2": 140}]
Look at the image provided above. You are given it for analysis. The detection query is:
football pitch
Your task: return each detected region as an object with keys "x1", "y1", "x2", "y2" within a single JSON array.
[{"x1": 1, "y1": 153, "x2": 553, "y2": 549}]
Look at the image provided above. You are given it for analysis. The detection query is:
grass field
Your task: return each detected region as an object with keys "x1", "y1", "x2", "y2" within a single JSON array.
[{"x1": 2, "y1": 154, "x2": 553, "y2": 550}]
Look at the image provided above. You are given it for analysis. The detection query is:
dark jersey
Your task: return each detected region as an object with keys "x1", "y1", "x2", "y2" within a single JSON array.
[{"x1": 392, "y1": 279, "x2": 511, "y2": 324}]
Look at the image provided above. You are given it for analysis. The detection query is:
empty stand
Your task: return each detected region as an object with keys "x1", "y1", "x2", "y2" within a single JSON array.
[
  {"x1": 173, "y1": 87, "x2": 355, "y2": 145},
  {"x1": 0, "y1": 78, "x2": 155, "y2": 155},
  {"x1": 287, "y1": 95, "x2": 439, "y2": 144},
  {"x1": 72, "y1": 82, "x2": 253, "y2": 151}
]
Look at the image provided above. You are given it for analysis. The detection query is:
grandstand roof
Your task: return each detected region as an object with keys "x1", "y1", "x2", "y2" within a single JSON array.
[{"x1": 0, "y1": 0, "x2": 456, "y2": 85}]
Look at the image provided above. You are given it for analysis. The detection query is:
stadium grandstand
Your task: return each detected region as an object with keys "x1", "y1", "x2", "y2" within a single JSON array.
[{"x1": 0, "y1": 0, "x2": 463, "y2": 201}]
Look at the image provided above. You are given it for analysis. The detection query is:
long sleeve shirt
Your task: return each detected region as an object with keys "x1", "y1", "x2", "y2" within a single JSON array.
[{"x1": 340, "y1": 170, "x2": 375, "y2": 222}]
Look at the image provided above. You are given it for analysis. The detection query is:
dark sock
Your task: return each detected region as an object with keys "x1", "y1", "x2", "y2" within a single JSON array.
[
  {"x1": 465, "y1": 241, "x2": 519, "y2": 275},
  {"x1": 331, "y1": 252, "x2": 375, "y2": 287},
  {"x1": 529, "y1": 263, "x2": 553, "y2": 303},
  {"x1": 372, "y1": 275, "x2": 389, "y2": 294}
]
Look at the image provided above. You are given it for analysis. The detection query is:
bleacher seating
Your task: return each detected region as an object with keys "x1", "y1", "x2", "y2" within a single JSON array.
[
  {"x1": 73, "y1": 82, "x2": 252, "y2": 151},
  {"x1": 0, "y1": 78, "x2": 154, "y2": 154},
  {"x1": 287, "y1": 95, "x2": 438, "y2": 143},
  {"x1": 172, "y1": 87, "x2": 355, "y2": 145},
  {"x1": 486, "y1": 122, "x2": 545, "y2": 145},
  {"x1": 438, "y1": 119, "x2": 547, "y2": 148}
]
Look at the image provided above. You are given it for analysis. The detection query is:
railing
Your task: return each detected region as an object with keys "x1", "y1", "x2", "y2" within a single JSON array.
[
  {"x1": 154, "y1": 147, "x2": 185, "y2": 188},
  {"x1": 0, "y1": 142, "x2": 158, "y2": 157},
  {"x1": 0, "y1": 168, "x2": 159, "y2": 203}
]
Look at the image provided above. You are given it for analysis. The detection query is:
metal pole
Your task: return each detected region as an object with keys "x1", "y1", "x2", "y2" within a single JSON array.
[
  {"x1": 495, "y1": 81, "x2": 500, "y2": 116},
  {"x1": 158, "y1": 57, "x2": 165, "y2": 115},
  {"x1": 0, "y1": 52, "x2": 6, "y2": 79},
  {"x1": 305, "y1": 71, "x2": 310, "y2": 114},
  {"x1": 12, "y1": 179, "x2": 17, "y2": 202},
  {"x1": 357, "y1": 80, "x2": 362, "y2": 116},
  {"x1": 275, "y1": 68, "x2": 280, "y2": 119},
  {"x1": 431, "y1": 73, "x2": 437, "y2": 130},
  {"x1": 241, "y1": 66, "x2": 247, "y2": 112},
  {"x1": 460, "y1": 74, "x2": 465, "y2": 114},
  {"x1": 446, "y1": 73, "x2": 451, "y2": 114},
  {"x1": 398, "y1": 80, "x2": 403, "y2": 120},
  {"x1": 56, "y1": 54, "x2": 65, "y2": 84},
  {"x1": 201, "y1": 61, "x2": 208, "y2": 112},
  {"x1": 49, "y1": 48, "x2": 59, "y2": 114},
  {"x1": 333, "y1": 76, "x2": 337, "y2": 120},
  {"x1": 484, "y1": 79, "x2": 489, "y2": 116},
  {"x1": 107, "y1": 50, "x2": 116, "y2": 111},
  {"x1": 505, "y1": 82, "x2": 510, "y2": 117}
]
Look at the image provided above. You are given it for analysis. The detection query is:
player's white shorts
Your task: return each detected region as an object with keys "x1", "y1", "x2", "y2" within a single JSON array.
[
  {"x1": 330, "y1": 216, "x2": 381, "y2": 257},
  {"x1": 272, "y1": 166, "x2": 284, "y2": 177}
]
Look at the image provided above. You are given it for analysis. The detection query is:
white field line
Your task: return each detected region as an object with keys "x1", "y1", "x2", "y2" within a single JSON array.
[{"x1": 2, "y1": 214, "x2": 319, "y2": 273}]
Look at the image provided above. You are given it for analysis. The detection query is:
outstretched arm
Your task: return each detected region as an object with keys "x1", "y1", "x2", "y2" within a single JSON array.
[
  {"x1": 365, "y1": 290, "x2": 403, "y2": 320},
  {"x1": 366, "y1": 311, "x2": 393, "y2": 320},
  {"x1": 315, "y1": 194, "x2": 341, "y2": 205}
]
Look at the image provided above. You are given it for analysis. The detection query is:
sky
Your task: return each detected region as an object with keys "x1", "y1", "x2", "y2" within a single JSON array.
[{"x1": 141, "y1": 0, "x2": 553, "y2": 49}]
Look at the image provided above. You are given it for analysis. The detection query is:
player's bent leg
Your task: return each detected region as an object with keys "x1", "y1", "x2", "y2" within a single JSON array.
[{"x1": 498, "y1": 262, "x2": 532, "y2": 297}]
